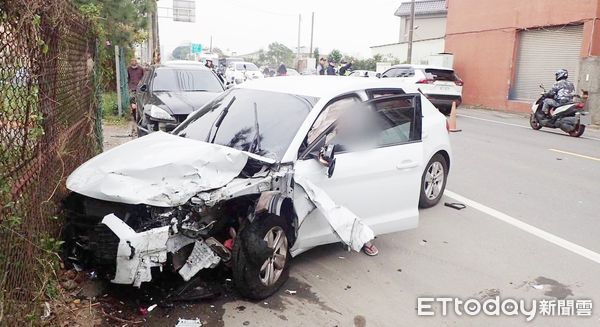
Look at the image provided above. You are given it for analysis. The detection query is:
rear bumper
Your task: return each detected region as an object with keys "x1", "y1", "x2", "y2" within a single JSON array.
[{"x1": 425, "y1": 95, "x2": 462, "y2": 108}]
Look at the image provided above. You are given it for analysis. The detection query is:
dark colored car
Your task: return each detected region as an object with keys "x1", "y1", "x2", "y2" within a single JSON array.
[{"x1": 135, "y1": 64, "x2": 225, "y2": 135}]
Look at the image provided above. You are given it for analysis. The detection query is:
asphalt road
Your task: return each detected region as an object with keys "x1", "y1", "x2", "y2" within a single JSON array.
[{"x1": 144, "y1": 108, "x2": 600, "y2": 327}]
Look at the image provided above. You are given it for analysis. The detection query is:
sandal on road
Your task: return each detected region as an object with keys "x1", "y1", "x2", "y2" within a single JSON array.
[{"x1": 362, "y1": 243, "x2": 379, "y2": 256}]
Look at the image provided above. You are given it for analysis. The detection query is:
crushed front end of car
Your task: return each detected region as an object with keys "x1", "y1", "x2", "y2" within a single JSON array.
[{"x1": 62, "y1": 132, "x2": 297, "y2": 298}]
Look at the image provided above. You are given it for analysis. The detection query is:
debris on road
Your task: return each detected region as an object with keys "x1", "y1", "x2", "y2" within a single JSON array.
[
  {"x1": 445, "y1": 202, "x2": 466, "y2": 210},
  {"x1": 338, "y1": 256, "x2": 346, "y2": 260},
  {"x1": 176, "y1": 318, "x2": 203, "y2": 327},
  {"x1": 531, "y1": 283, "x2": 544, "y2": 290},
  {"x1": 284, "y1": 289, "x2": 297, "y2": 295},
  {"x1": 148, "y1": 304, "x2": 158, "y2": 312},
  {"x1": 41, "y1": 302, "x2": 51, "y2": 320}
]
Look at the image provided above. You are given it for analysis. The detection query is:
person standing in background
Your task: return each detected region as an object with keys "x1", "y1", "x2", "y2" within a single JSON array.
[
  {"x1": 326, "y1": 59, "x2": 337, "y2": 75},
  {"x1": 127, "y1": 58, "x2": 144, "y2": 136},
  {"x1": 317, "y1": 57, "x2": 327, "y2": 75}
]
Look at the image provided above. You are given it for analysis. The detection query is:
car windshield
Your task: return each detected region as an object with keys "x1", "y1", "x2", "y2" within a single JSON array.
[
  {"x1": 152, "y1": 68, "x2": 224, "y2": 92},
  {"x1": 236, "y1": 63, "x2": 259, "y2": 71},
  {"x1": 174, "y1": 88, "x2": 319, "y2": 160}
]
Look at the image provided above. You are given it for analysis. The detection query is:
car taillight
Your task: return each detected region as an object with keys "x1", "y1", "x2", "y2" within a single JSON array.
[
  {"x1": 416, "y1": 79, "x2": 435, "y2": 84},
  {"x1": 455, "y1": 79, "x2": 464, "y2": 86}
]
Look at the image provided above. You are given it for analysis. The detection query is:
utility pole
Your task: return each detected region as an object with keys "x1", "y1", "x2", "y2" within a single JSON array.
[
  {"x1": 407, "y1": 0, "x2": 416, "y2": 64},
  {"x1": 297, "y1": 14, "x2": 302, "y2": 60},
  {"x1": 309, "y1": 12, "x2": 314, "y2": 57}
]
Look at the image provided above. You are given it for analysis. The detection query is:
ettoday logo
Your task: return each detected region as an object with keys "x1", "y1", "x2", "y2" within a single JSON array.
[{"x1": 417, "y1": 297, "x2": 593, "y2": 322}]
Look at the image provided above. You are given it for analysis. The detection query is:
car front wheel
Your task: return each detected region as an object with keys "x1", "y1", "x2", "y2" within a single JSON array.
[
  {"x1": 232, "y1": 213, "x2": 291, "y2": 299},
  {"x1": 419, "y1": 153, "x2": 448, "y2": 208}
]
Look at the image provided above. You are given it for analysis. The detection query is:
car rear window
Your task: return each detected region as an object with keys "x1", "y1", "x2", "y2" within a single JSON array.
[
  {"x1": 152, "y1": 68, "x2": 224, "y2": 92},
  {"x1": 424, "y1": 69, "x2": 459, "y2": 82}
]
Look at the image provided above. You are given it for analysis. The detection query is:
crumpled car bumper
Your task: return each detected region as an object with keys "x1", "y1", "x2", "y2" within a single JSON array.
[{"x1": 102, "y1": 214, "x2": 220, "y2": 287}]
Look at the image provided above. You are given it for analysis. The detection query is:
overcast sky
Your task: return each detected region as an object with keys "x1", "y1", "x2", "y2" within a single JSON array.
[{"x1": 158, "y1": 0, "x2": 405, "y2": 58}]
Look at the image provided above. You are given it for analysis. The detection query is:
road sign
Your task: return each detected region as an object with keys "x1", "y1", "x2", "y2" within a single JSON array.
[{"x1": 191, "y1": 43, "x2": 203, "y2": 54}]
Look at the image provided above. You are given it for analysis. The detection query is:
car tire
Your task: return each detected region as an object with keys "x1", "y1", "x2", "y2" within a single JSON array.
[
  {"x1": 419, "y1": 153, "x2": 448, "y2": 208},
  {"x1": 232, "y1": 213, "x2": 291, "y2": 300}
]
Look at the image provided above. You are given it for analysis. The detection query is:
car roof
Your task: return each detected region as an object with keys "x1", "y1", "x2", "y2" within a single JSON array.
[
  {"x1": 237, "y1": 75, "x2": 420, "y2": 98},
  {"x1": 390, "y1": 64, "x2": 454, "y2": 71},
  {"x1": 156, "y1": 63, "x2": 210, "y2": 70}
]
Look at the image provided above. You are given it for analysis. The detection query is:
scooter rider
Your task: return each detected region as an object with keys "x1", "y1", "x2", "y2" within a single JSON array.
[{"x1": 542, "y1": 69, "x2": 575, "y2": 115}]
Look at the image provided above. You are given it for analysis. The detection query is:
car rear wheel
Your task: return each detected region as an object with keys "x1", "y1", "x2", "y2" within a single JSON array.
[
  {"x1": 419, "y1": 153, "x2": 448, "y2": 208},
  {"x1": 232, "y1": 213, "x2": 291, "y2": 299}
]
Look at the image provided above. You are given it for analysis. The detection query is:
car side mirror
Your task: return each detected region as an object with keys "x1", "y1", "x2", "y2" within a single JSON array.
[
  {"x1": 140, "y1": 84, "x2": 148, "y2": 92},
  {"x1": 376, "y1": 73, "x2": 381, "y2": 78},
  {"x1": 318, "y1": 144, "x2": 336, "y2": 178}
]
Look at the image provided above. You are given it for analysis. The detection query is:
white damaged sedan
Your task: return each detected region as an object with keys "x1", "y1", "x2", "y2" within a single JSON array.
[{"x1": 64, "y1": 76, "x2": 451, "y2": 299}]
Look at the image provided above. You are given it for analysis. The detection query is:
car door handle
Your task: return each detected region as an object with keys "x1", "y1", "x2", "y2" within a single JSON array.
[{"x1": 396, "y1": 161, "x2": 418, "y2": 170}]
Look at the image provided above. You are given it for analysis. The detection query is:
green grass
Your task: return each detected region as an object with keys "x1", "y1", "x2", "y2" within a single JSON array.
[{"x1": 101, "y1": 92, "x2": 129, "y2": 125}]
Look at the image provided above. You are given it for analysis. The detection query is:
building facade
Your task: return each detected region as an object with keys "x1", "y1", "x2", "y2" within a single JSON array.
[
  {"x1": 445, "y1": 0, "x2": 600, "y2": 123},
  {"x1": 371, "y1": 0, "x2": 447, "y2": 64}
]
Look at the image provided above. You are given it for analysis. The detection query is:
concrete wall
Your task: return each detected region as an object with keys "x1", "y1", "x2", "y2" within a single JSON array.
[
  {"x1": 400, "y1": 15, "x2": 447, "y2": 42},
  {"x1": 445, "y1": 0, "x2": 600, "y2": 113},
  {"x1": 579, "y1": 57, "x2": 600, "y2": 124},
  {"x1": 371, "y1": 38, "x2": 445, "y2": 64}
]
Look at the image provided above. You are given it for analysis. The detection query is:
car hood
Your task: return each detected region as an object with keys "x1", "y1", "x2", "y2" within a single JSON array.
[
  {"x1": 66, "y1": 132, "x2": 273, "y2": 207},
  {"x1": 154, "y1": 91, "x2": 220, "y2": 115}
]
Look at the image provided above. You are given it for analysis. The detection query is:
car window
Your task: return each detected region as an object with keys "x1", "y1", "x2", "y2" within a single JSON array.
[
  {"x1": 396, "y1": 68, "x2": 415, "y2": 77},
  {"x1": 174, "y1": 88, "x2": 319, "y2": 160},
  {"x1": 366, "y1": 88, "x2": 406, "y2": 99},
  {"x1": 152, "y1": 68, "x2": 224, "y2": 92},
  {"x1": 381, "y1": 68, "x2": 397, "y2": 78},
  {"x1": 236, "y1": 63, "x2": 259, "y2": 71},
  {"x1": 331, "y1": 95, "x2": 421, "y2": 151},
  {"x1": 306, "y1": 96, "x2": 360, "y2": 144},
  {"x1": 424, "y1": 69, "x2": 458, "y2": 81}
]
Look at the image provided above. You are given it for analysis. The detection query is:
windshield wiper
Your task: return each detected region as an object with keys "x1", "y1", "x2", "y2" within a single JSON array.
[
  {"x1": 249, "y1": 102, "x2": 261, "y2": 154},
  {"x1": 206, "y1": 96, "x2": 236, "y2": 143}
]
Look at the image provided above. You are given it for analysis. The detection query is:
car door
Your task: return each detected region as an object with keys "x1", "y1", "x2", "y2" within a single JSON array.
[{"x1": 292, "y1": 94, "x2": 424, "y2": 253}]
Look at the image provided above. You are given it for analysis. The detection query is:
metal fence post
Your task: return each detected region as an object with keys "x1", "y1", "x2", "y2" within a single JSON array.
[{"x1": 115, "y1": 45, "x2": 123, "y2": 116}]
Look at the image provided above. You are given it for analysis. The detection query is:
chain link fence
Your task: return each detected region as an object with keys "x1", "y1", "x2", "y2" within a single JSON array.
[{"x1": 0, "y1": 0, "x2": 101, "y2": 323}]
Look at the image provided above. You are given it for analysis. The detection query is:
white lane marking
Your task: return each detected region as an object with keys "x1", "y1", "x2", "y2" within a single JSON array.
[
  {"x1": 458, "y1": 114, "x2": 530, "y2": 129},
  {"x1": 458, "y1": 113, "x2": 600, "y2": 142},
  {"x1": 549, "y1": 149, "x2": 600, "y2": 162},
  {"x1": 445, "y1": 190, "x2": 600, "y2": 264}
]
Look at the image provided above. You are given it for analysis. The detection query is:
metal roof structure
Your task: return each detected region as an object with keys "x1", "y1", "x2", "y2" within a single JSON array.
[{"x1": 395, "y1": 0, "x2": 447, "y2": 17}]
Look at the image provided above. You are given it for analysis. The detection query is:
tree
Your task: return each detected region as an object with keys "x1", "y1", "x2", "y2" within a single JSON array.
[
  {"x1": 75, "y1": 0, "x2": 155, "y2": 90},
  {"x1": 264, "y1": 42, "x2": 294, "y2": 67},
  {"x1": 329, "y1": 49, "x2": 343, "y2": 64},
  {"x1": 172, "y1": 46, "x2": 191, "y2": 60},
  {"x1": 313, "y1": 47, "x2": 320, "y2": 68}
]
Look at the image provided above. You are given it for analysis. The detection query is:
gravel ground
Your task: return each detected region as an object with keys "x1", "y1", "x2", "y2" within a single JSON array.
[{"x1": 102, "y1": 122, "x2": 134, "y2": 150}]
